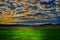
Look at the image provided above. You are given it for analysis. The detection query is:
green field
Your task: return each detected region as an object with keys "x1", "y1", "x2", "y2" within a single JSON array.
[{"x1": 0, "y1": 27, "x2": 60, "y2": 40}]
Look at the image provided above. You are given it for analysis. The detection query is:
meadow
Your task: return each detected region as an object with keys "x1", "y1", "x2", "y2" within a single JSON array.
[{"x1": 0, "y1": 25, "x2": 60, "y2": 40}]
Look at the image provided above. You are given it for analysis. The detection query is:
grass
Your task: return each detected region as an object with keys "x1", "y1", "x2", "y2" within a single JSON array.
[{"x1": 0, "y1": 27, "x2": 60, "y2": 40}]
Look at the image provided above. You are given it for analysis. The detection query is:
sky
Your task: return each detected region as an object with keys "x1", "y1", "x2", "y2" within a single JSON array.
[{"x1": 0, "y1": 0, "x2": 60, "y2": 25}]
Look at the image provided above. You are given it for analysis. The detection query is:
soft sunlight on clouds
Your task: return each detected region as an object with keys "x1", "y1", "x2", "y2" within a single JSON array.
[{"x1": 0, "y1": 0, "x2": 60, "y2": 25}]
